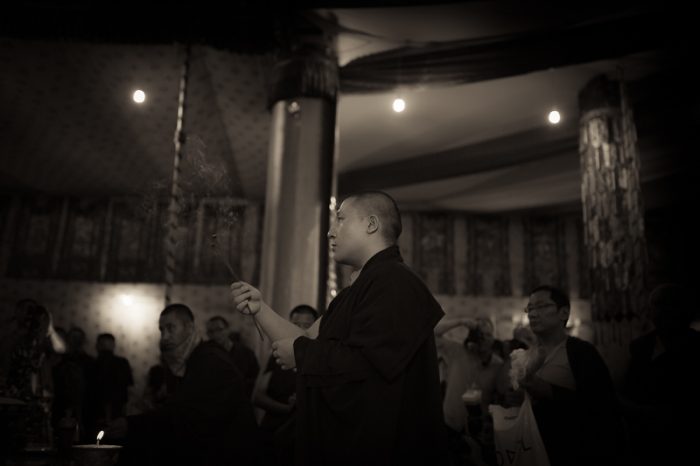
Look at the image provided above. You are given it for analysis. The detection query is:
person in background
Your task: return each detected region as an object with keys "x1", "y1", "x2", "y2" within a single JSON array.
[
  {"x1": 435, "y1": 316, "x2": 503, "y2": 434},
  {"x1": 253, "y1": 304, "x2": 317, "y2": 466},
  {"x1": 493, "y1": 325, "x2": 537, "y2": 408},
  {"x1": 92, "y1": 333, "x2": 133, "y2": 429},
  {"x1": 517, "y1": 285, "x2": 623, "y2": 466},
  {"x1": 0, "y1": 300, "x2": 65, "y2": 455},
  {"x1": 50, "y1": 326, "x2": 83, "y2": 443},
  {"x1": 435, "y1": 315, "x2": 503, "y2": 466},
  {"x1": 620, "y1": 283, "x2": 700, "y2": 466},
  {"x1": 107, "y1": 303, "x2": 262, "y2": 466},
  {"x1": 63, "y1": 326, "x2": 95, "y2": 441},
  {"x1": 1, "y1": 299, "x2": 65, "y2": 399},
  {"x1": 205, "y1": 315, "x2": 260, "y2": 398}
]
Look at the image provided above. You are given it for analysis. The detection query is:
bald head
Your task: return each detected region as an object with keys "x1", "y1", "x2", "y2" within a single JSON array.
[{"x1": 344, "y1": 191, "x2": 402, "y2": 244}]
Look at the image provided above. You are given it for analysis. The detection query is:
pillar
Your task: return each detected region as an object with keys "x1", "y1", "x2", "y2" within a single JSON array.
[
  {"x1": 578, "y1": 75, "x2": 649, "y2": 348},
  {"x1": 259, "y1": 17, "x2": 338, "y2": 319}
]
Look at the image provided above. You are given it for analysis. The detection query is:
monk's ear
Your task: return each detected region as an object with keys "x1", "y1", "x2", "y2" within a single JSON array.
[{"x1": 367, "y1": 215, "x2": 379, "y2": 234}]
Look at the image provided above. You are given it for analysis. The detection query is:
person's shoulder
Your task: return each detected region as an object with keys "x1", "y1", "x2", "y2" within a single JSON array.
[
  {"x1": 116, "y1": 355, "x2": 131, "y2": 367},
  {"x1": 367, "y1": 259, "x2": 429, "y2": 290},
  {"x1": 192, "y1": 341, "x2": 229, "y2": 362},
  {"x1": 190, "y1": 342, "x2": 243, "y2": 376},
  {"x1": 629, "y1": 331, "x2": 656, "y2": 355},
  {"x1": 566, "y1": 336, "x2": 602, "y2": 357},
  {"x1": 566, "y1": 336, "x2": 613, "y2": 374}
]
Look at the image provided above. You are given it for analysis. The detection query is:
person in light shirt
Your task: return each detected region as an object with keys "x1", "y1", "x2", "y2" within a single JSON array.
[{"x1": 518, "y1": 285, "x2": 623, "y2": 466}]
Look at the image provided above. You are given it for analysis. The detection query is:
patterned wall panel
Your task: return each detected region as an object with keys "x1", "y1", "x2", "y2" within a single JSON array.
[
  {"x1": 414, "y1": 213, "x2": 454, "y2": 295},
  {"x1": 57, "y1": 198, "x2": 108, "y2": 280},
  {"x1": 2, "y1": 194, "x2": 595, "y2": 303},
  {"x1": 107, "y1": 200, "x2": 165, "y2": 282},
  {"x1": 2, "y1": 194, "x2": 262, "y2": 286},
  {"x1": 465, "y1": 216, "x2": 511, "y2": 296},
  {"x1": 7, "y1": 196, "x2": 64, "y2": 279},
  {"x1": 523, "y1": 217, "x2": 568, "y2": 294}
]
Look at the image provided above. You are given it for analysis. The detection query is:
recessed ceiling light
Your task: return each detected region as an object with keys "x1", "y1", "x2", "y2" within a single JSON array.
[
  {"x1": 392, "y1": 98, "x2": 406, "y2": 113},
  {"x1": 548, "y1": 110, "x2": 561, "y2": 124},
  {"x1": 133, "y1": 90, "x2": 146, "y2": 104}
]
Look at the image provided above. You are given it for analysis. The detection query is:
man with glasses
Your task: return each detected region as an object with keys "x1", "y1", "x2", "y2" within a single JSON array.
[{"x1": 517, "y1": 285, "x2": 623, "y2": 466}]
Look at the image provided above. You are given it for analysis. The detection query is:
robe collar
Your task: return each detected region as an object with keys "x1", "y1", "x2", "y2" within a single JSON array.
[{"x1": 359, "y1": 245, "x2": 402, "y2": 276}]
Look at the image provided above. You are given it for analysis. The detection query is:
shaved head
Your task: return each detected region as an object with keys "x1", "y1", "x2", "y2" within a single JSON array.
[{"x1": 344, "y1": 191, "x2": 402, "y2": 244}]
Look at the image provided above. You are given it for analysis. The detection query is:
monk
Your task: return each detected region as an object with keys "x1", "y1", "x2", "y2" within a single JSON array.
[{"x1": 231, "y1": 191, "x2": 449, "y2": 466}]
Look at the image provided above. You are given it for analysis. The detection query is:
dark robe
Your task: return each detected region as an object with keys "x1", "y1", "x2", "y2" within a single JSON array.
[
  {"x1": 93, "y1": 353, "x2": 133, "y2": 420},
  {"x1": 532, "y1": 337, "x2": 624, "y2": 466},
  {"x1": 622, "y1": 329, "x2": 700, "y2": 466},
  {"x1": 293, "y1": 246, "x2": 449, "y2": 466},
  {"x1": 229, "y1": 341, "x2": 260, "y2": 399},
  {"x1": 123, "y1": 341, "x2": 262, "y2": 466},
  {"x1": 259, "y1": 355, "x2": 296, "y2": 433}
]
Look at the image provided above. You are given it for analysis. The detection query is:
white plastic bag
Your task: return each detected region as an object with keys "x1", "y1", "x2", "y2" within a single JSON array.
[{"x1": 489, "y1": 395, "x2": 550, "y2": 466}]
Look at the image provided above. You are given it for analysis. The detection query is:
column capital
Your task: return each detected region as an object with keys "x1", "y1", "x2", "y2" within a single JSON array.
[
  {"x1": 578, "y1": 74, "x2": 622, "y2": 114},
  {"x1": 267, "y1": 14, "x2": 339, "y2": 107}
]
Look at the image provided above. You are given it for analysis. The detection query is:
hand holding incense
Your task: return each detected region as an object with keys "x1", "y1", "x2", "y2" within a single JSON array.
[{"x1": 211, "y1": 234, "x2": 265, "y2": 341}]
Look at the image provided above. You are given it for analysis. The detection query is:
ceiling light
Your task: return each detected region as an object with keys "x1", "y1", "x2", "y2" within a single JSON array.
[
  {"x1": 133, "y1": 90, "x2": 146, "y2": 104},
  {"x1": 548, "y1": 110, "x2": 561, "y2": 124},
  {"x1": 392, "y1": 98, "x2": 406, "y2": 113}
]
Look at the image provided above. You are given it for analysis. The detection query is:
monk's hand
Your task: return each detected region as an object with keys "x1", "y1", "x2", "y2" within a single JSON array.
[
  {"x1": 271, "y1": 338, "x2": 297, "y2": 371},
  {"x1": 230, "y1": 281, "x2": 261, "y2": 315}
]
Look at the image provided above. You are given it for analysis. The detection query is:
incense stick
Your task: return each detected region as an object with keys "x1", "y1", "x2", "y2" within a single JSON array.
[{"x1": 211, "y1": 234, "x2": 265, "y2": 341}]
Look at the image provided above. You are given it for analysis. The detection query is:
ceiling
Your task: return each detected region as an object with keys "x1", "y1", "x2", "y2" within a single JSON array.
[{"x1": 0, "y1": 1, "x2": 694, "y2": 214}]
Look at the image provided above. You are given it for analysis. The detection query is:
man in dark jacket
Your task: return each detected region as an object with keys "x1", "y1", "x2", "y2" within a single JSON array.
[
  {"x1": 107, "y1": 304, "x2": 262, "y2": 466},
  {"x1": 92, "y1": 333, "x2": 133, "y2": 424},
  {"x1": 519, "y1": 285, "x2": 624, "y2": 466},
  {"x1": 205, "y1": 316, "x2": 259, "y2": 398},
  {"x1": 621, "y1": 283, "x2": 700, "y2": 466}
]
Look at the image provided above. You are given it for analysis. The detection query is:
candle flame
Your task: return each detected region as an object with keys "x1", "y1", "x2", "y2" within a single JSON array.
[{"x1": 97, "y1": 431, "x2": 104, "y2": 442}]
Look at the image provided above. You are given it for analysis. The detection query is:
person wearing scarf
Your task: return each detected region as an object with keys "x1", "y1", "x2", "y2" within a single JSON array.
[{"x1": 108, "y1": 303, "x2": 263, "y2": 466}]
